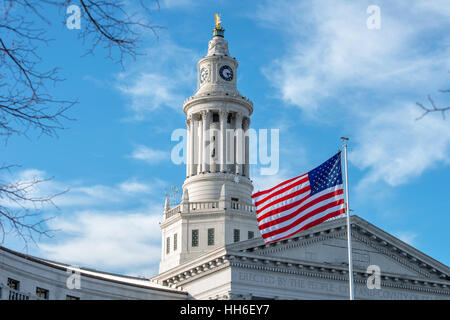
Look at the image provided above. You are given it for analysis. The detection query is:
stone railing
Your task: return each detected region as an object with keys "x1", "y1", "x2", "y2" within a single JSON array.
[
  {"x1": 164, "y1": 200, "x2": 256, "y2": 219},
  {"x1": 165, "y1": 205, "x2": 181, "y2": 219},
  {"x1": 230, "y1": 201, "x2": 255, "y2": 213},
  {"x1": 189, "y1": 201, "x2": 219, "y2": 211},
  {"x1": 6, "y1": 287, "x2": 30, "y2": 300},
  {"x1": 0, "y1": 284, "x2": 49, "y2": 300}
]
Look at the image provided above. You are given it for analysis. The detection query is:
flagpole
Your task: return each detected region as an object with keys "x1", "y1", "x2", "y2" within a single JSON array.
[{"x1": 341, "y1": 137, "x2": 354, "y2": 300}]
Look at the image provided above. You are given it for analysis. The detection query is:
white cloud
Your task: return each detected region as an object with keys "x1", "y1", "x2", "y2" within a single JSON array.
[
  {"x1": 351, "y1": 104, "x2": 450, "y2": 188},
  {"x1": 116, "y1": 40, "x2": 200, "y2": 120},
  {"x1": 130, "y1": 145, "x2": 169, "y2": 164},
  {"x1": 39, "y1": 208, "x2": 163, "y2": 276},
  {"x1": 0, "y1": 168, "x2": 165, "y2": 209},
  {"x1": 257, "y1": 0, "x2": 450, "y2": 112},
  {"x1": 58, "y1": 179, "x2": 163, "y2": 207},
  {"x1": 119, "y1": 180, "x2": 153, "y2": 194},
  {"x1": 411, "y1": 0, "x2": 450, "y2": 22},
  {"x1": 117, "y1": 73, "x2": 183, "y2": 115}
]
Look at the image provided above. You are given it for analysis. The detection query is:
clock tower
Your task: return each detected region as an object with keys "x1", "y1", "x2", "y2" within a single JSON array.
[{"x1": 159, "y1": 17, "x2": 259, "y2": 273}]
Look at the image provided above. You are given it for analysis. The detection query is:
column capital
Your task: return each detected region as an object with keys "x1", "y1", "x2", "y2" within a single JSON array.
[
  {"x1": 219, "y1": 109, "x2": 228, "y2": 117},
  {"x1": 200, "y1": 110, "x2": 211, "y2": 119},
  {"x1": 243, "y1": 117, "x2": 251, "y2": 128}
]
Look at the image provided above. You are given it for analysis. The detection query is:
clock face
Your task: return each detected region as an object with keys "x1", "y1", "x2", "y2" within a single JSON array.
[
  {"x1": 219, "y1": 65, "x2": 233, "y2": 81},
  {"x1": 200, "y1": 67, "x2": 209, "y2": 84}
]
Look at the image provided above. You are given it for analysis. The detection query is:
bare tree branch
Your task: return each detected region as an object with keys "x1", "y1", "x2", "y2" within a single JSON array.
[
  {"x1": 0, "y1": 0, "x2": 161, "y2": 247},
  {"x1": 56, "y1": 0, "x2": 165, "y2": 67},
  {"x1": 416, "y1": 93, "x2": 450, "y2": 121},
  {"x1": 0, "y1": 165, "x2": 68, "y2": 248},
  {"x1": 416, "y1": 71, "x2": 450, "y2": 121}
]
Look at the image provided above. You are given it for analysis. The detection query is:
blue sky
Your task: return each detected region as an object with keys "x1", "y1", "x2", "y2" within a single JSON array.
[{"x1": 2, "y1": 0, "x2": 450, "y2": 277}]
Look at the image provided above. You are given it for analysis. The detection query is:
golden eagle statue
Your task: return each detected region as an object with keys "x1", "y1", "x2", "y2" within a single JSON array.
[{"x1": 214, "y1": 13, "x2": 223, "y2": 30}]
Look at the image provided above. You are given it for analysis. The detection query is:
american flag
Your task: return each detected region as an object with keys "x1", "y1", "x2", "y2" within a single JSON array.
[{"x1": 252, "y1": 152, "x2": 346, "y2": 244}]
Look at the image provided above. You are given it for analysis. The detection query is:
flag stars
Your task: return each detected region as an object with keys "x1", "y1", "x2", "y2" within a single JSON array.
[{"x1": 309, "y1": 153, "x2": 343, "y2": 196}]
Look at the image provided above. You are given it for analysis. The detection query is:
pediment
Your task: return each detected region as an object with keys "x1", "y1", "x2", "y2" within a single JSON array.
[{"x1": 227, "y1": 216, "x2": 450, "y2": 282}]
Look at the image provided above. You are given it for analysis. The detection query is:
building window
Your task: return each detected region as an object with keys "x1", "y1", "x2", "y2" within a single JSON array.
[
  {"x1": 233, "y1": 229, "x2": 240, "y2": 243},
  {"x1": 231, "y1": 197, "x2": 239, "y2": 209},
  {"x1": 7, "y1": 278, "x2": 19, "y2": 290},
  {"x1": 66, "y1": 295, "x2": 80, "y2": 300},
  {"x1": 166, "y1": 237, "x2": 170, "y2": 254},
  {"x1": 36, "y1": 287, "x2": 49, "y2": 300},
  {"x1": 248, "y1": 231, "x2": 255, "y2": 240},
  {"x1": 213, "y1": 113, "x2": 219, "y2": 122},
  {"x1": 173, "y1": 233, "x2": 178, "y2": 251},
  {"x1": 192, "y1": 229, "x2": 199, "y2": 247},
  {"x1": 208, "y1": 228, "x2": 215, "y2": 246}
]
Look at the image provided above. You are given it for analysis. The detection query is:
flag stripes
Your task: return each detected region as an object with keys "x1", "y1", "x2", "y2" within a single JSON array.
[
  {"x1": 254, "y1": 174, "x2": 308, "y2": 207},
  {"x1": 256, "y1": 183, "x2": 311, "y2": 220},
  {"x1": 252, "y1": 152, "x2": 345, "y2": 244}
]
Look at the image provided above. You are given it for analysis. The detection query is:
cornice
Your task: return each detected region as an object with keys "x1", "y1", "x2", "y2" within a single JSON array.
[
  {"x1": 253, "y1": 228, "x2": 348, "y2": 256},
  {"x1": 352, "y1": 229, "x2": 432, "y2": 279},
  {"x1": 153, "y1": 247, "x2": 229, "y2": 280},
  {"x1": 183, "y1": 172, "x2": 253, "y2": 187},
  {"x1": 161, "y1": 209, "x2": 256, "y2": 229},
  {"x1": 183, "y1": 92, "x2": 253, "y2": 115},
  {"x1": 244, "y1": 224, "x2": 439, "y2": 280},
  {"x1": 355, "y1": 218, "x2": 450, "y2": 276},
  {"x1": 158, "y1": 254, "x2": 231, "y2": 288},
  {"x1": 197, "y1": 54, "x2": 238, "y2": 67}
]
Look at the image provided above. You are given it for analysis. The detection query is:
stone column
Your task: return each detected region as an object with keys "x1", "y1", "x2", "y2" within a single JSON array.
[
  {"x1": 235, "y1": 113, "x2": 243, "y2": 175},
  {"x1": 197, "y1": 113, "x2": 203, "y2": 174},
  {"x1": 227, "y1": 114, "x2": 235, "y2": 173},
  {"x1": 201, "y1": 110, "x2": 210, "y2": 173},
  {"x1": 186, "y1": 117, "x2": 191, "y2": 177},
  {"x1": 210, "y1": 114, "x2": 217, "y2": 173},
  {"x1": 243, "y1": 117, "x2": 250, "y2": 177},
  {"x1": 189, "y1": 114, "x2": 195, "y2": 176},
  {"x1": 219, "y1": 110, "x2": 227, "y2": 173},
  {"x1": 205, "y1": 110, "x2": 212, "y2": 172}
]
